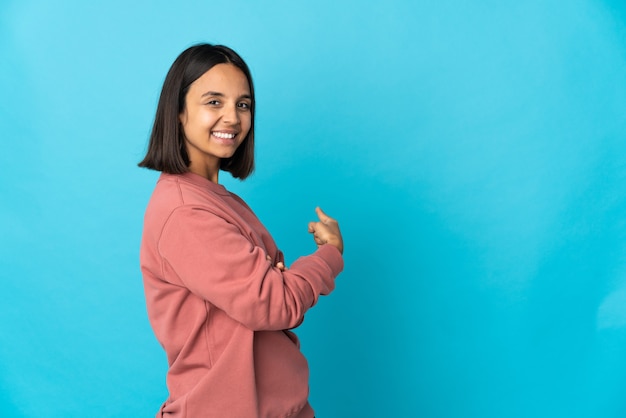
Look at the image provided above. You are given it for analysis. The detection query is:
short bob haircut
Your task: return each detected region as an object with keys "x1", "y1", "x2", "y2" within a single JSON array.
[{"x1": 139, "y1": 43, "x2": 255, "y2": 179}]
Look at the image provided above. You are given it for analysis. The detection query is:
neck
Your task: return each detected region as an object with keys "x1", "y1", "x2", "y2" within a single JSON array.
[{"x1": 188, "y1": 162, "x2": 220, "y2": 184}]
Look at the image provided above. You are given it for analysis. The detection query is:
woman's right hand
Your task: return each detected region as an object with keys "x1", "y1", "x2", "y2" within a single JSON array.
[{"x1": 308, "y1": 207, "x2": 344, "y2": 255}]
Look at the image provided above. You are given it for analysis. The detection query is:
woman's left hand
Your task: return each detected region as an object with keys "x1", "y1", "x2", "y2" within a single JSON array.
[{"x1": 267, "y1": 255, "x2": 288, "y2": 271}]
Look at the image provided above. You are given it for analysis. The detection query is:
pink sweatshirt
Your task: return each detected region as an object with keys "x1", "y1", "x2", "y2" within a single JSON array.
[{"x1": 140, "y1": 172, "x2": 343, "y2": 418}]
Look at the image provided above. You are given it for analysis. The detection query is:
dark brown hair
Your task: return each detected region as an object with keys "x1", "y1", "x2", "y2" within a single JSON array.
[{"x1": 138, "y1": 44, "x2": 255, "y2": 179}]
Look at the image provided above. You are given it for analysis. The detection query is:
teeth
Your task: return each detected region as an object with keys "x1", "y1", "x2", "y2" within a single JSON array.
[{"x1": 213, "y1": 132, "x2": 236, "y2": 139}]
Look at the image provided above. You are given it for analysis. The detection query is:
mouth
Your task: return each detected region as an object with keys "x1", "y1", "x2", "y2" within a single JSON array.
[
  {"x1": 211, "y1": 130, "x2": 240, "y2": 146},
  {"x1": 212, "y1": 131, "x2": 237, "y2": 140}
]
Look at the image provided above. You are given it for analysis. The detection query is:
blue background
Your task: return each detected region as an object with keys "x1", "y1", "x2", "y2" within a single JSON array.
[{"x1": 2, "y1": 1, "x2": 626, "y2": 417}]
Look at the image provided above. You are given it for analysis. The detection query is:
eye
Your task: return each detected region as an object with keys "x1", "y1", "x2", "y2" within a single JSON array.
[
  {"x1": 205, "y1": 100, "x2": 220, "y2": 106},
  {"x1": 237, "y1": 102, "x2": 251, "y2": 110}
]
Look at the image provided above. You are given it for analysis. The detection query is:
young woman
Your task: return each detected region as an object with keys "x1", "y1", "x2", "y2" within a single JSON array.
[{"x1": 138, "y1": 44, "x2": 344, "y2": 418}]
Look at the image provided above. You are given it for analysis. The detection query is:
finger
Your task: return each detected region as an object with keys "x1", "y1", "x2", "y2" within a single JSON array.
[
  {"x1": 315, "y1": 207, "x2": 333, "y2": 224},
  {"x1": 308, "y1": 222, "x2": 316, "y2": 233}
]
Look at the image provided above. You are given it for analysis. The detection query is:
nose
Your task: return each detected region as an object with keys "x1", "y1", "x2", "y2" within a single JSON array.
[{"x1": 221, "y1": 102, "x2": 240, "y2": 125}]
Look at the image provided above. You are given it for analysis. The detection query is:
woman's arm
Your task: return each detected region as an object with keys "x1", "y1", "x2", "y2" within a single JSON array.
[{"x1": 157, "y1": 205, "x2": 343, "y2": 331}]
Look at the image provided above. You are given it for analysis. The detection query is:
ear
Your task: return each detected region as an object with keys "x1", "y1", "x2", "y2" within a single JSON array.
[{"x1": 179, "y1": 109, "x2": 186, "y2": 125}]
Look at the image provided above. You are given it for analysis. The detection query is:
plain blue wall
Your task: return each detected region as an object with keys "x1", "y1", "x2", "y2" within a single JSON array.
[{"x1": 2, "y1": 0, "x2": 626, "y2": 417}]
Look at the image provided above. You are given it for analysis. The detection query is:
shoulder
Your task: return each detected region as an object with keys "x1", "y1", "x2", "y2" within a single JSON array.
[
  {"x1": 144, "y1": 173, "x2": 231, "y2": 228},
  {"x1": 151, "y1": 172, "x2": 231, "y2": 207}
]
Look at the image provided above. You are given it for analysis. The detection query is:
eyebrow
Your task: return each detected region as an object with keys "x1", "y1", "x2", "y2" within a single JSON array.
[{"x1": 201, "y1": 91, "x2": 252, "y2": 100}]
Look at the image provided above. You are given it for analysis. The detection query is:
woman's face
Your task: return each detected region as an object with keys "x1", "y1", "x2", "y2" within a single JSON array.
[{"x1": 179, "y1": 63, "x2": 252, "y2": 179}]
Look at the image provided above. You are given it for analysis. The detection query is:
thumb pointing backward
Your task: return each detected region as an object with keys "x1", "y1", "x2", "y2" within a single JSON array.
[{"x1": 315, "y1": 206, "x2": 330, "y2": 223}]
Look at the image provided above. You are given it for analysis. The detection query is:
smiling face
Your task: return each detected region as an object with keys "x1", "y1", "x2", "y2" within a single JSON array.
[{"x1": 179, "y1": 63, "x2": 252, "y2": 182}]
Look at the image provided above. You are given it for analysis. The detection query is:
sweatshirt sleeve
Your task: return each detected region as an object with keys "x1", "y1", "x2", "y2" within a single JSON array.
[{"x1": 157, "y1": 205, "x2": 343, "y2": 331}]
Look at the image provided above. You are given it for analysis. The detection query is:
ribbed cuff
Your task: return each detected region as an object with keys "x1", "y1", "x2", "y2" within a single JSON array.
[{"x1": 315, "y1": 244, "x2": 344, "y2": 278}]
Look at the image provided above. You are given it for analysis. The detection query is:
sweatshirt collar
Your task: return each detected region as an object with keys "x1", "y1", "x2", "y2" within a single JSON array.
[{"x1": 159, "y1": 171, "x2": 230, "y2": 196}]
